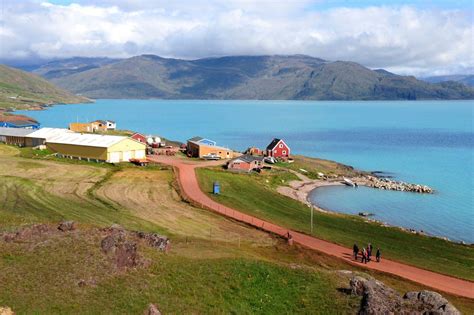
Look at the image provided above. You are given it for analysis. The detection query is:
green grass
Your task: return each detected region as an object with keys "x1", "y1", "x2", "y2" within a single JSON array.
[
  {"x1": 196, "y1": 167, "x2": 474, "y2": 281},
  {"x1": 0, "y1": 227, "x2": 360, "y2": 314},
  {"x1": 276, "y1": 155, "x2": 363, "y2": 179}
]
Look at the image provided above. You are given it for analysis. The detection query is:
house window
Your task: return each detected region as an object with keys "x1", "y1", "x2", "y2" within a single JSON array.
[
  {"x1": 279, "y1": 144, "x2": 283, "y2": 148},
  {"x1": 282, "y1": 150, "x2": 287, "y2": 155}
]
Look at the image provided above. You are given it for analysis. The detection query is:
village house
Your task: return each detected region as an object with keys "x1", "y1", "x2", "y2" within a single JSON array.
[
  {"x1": 266, "y1": 138, "x2": 291, "y2": 159},
  {"x1": 227, "y1": 154, "x2": 264, "y2": 172},
  {"x1": 131, "y1": 132, "x2": 147, "y2": 144},
  {"x1": 187, "y1": 136, "x2": 233, "y2": 159},
  {"x1": 69, "y1": 120, "x2": 116, "y2": 133},
  {"x1": 245, "y1": 147, "x2": 264, "y2": 156},
  {"x1": 46, "y1": 133, "x2": 146, "y2": 163}
]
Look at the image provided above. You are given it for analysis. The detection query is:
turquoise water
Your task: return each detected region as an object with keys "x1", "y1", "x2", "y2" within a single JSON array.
[{"x1": 17, "y1": 100, "x2": 474, "y2": 242}]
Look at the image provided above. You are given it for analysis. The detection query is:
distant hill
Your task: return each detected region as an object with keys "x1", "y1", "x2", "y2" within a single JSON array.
[
  {"x1": 32, "y1": 57, "x2": 120, "y2": 80},
  {"x1": 421, "y1": 74, "x2": 474, "y2": 87},
  {"x1": 34, "y1": 55, "x2": 474, "y2": 100},
  {"x1": 0, "y1": 64, "x2": 89, "y2": 110}
]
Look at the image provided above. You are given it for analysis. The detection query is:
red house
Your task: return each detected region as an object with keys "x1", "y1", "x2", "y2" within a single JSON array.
[
  {"x1": 266, "y1": 138, "x2": 290, "y2": 159},
  {"x1": 131, "y1": 133, "x2": 147, "y2": 144}
]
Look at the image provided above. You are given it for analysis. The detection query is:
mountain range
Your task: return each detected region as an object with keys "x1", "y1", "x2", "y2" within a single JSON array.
[
  {"x1": 421, "y1": 74, "x2": 474, "y2": 87},
  {"x1": 31, "y1": 55, "x2": 474, "y2": 100}
]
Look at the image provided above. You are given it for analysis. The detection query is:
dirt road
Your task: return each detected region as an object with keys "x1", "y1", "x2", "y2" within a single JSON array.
[{"x1": 148, "y1": 155, "x2": 474, "y2": 299}]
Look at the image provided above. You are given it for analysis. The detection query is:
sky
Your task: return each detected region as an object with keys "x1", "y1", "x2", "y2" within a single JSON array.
[{"x1": 1, "y1": 0, "x2": 473, "y2": 76}]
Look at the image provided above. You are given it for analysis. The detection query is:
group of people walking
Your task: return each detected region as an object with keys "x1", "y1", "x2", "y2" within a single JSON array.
[{"x1": 353, "y1": 243, "x2": 381, "y2": 264}]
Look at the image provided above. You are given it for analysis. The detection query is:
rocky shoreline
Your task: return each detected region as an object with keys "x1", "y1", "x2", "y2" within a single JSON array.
[
  {"x1": 356, "y1": 175, "x2": 434, "y2": 193},
  {"x1": 275, "y1": 170, "x2": 468, "y2": 243}
]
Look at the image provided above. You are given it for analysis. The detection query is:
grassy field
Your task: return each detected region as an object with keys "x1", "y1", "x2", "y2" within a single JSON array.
[
  {"x1": 1, "y1": 144, "x2": 473, "y2": 313},
  {"x1": 196, "y1": 167, "x2": 474, "y2": 281},
  {"x1": 276, "y1": 155, "x2": 364, "y2": 179}
]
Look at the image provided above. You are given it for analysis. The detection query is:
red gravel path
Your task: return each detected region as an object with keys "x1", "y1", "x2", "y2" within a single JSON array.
[{"x1": 148, "y1": 155, "x2": 474, "y2": 299}]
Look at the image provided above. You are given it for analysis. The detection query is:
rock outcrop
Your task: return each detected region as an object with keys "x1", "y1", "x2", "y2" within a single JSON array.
[
  {"x1": 100, "y1": 225, "x2": 170, "y2": 269},
  {"x1": 350, "y1": 276, "x2": 460, "y2": 315},
  {"x1": 100, "y1": 225, "x2": 139, "y2": 269},
  {"x1": 0, "y1": 307, "x2": 15, "y2": 315},
  {"x1": 58, "y1": 221, "x2": 76, "y2": 232},
  {"x1": 144, "y1": 303, "x2": 161, "y2": 315}
]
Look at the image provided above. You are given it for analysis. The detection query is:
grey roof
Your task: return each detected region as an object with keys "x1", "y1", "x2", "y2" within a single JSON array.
[
  {"x1": 266, "y1": 138, "x2": 282, "y2": 150},
  {"x1": 232, "y1": 154, "x2": 264, "y2": 163},
  {"x1": 0, "y1": 127, "x2": 34, "y2": 137},
  {"x1": 188, "y1": 136, "x2": 203, "y2": 142}
]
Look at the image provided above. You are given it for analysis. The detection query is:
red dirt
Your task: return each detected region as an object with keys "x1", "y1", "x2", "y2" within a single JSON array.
[{"x1": 148, "y1": 155, "x2": 474, "y2": 299}]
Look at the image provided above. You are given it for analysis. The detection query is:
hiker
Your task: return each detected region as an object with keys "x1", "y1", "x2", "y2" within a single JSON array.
[
  {"x1": 361, "y1": 248, "x2": 368, "y2": 264},
  {"x1": 353, "y1": 243, "x2": 359, "y2": 260},
  {"x1": 367, "y1": 243, "x2": 372, "y2": 261},
  {"x1": 376, "y1": 248, "x2": 381, "y2": 262},
  {"x1": 287, "y1": 232, "x2": 294, "y2": 246}
]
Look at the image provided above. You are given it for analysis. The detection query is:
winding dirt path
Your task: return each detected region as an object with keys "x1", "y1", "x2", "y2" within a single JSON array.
[{"x1": 148, "y1": 155, "x2": 474, "y2": 299}]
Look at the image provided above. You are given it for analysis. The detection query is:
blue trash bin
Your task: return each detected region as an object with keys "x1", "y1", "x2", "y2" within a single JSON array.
[{"x1": 213, "y1": 181, "x2": 220, "y2": 194}]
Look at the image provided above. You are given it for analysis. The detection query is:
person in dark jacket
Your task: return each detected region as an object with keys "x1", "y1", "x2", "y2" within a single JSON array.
[
  {"x1": 353, "y1": 243, "x2": 359, "y2": 260},
  {"x1": 367, "y1": 243, "x2": 372, "y2": 261},
  {"x1": 376, "y1": 248, "x2": 381, "y2": 262}
]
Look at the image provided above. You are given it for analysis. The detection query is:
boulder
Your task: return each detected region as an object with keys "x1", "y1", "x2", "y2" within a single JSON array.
[
  {"x1": 350, "y1": 276, "x2": 402, "y2": 314},
  {"x1": 350, "y1": 276, "x2": 460, "y2": 315},
  {"x1": 57, "y1": 221, "x2": 76, "y2": 232},
  {"x1": 144, "y1": 303, "x2": 161, "y2": 315},
  {"x1": 403, "y1": 291, "x2": 461, "y2": 315}
]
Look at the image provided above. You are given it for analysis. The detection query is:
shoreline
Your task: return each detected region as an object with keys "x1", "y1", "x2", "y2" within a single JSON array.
[{"x1": 277, "y1": 177, "x2": 468, "y2": 245}]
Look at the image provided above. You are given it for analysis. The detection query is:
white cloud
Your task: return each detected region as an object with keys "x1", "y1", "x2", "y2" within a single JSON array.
[{"x1": 0, "y1": 0, "x2": 472, "y2": 75}]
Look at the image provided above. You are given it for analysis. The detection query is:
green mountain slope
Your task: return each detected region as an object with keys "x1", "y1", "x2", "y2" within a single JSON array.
[
  {"x1": 0, "y1": 64, "x2": 89, "y2": 110},
  {"x1": 46, "y1": 55, "x2": 474, "y2": 100}
]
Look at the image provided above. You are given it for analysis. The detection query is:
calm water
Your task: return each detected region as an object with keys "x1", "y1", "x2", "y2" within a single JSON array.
[{"x1": 17, "y1": 100, "x2": 474, "y2": 242}]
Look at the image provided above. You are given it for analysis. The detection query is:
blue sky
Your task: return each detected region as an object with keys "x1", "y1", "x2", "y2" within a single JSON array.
[{"x1": 2, "y1": 0, "x2": 473, "y2": 75}]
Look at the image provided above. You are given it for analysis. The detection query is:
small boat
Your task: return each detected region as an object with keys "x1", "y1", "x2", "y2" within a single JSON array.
[
  {"x1": 264, "y1": 157, "x2": 277, "y2": 164},
  {"x1": 343, "y1": 177, "x2": 356, "y2": 187}
]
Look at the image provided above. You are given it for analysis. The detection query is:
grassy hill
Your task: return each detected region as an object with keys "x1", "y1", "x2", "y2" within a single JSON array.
[
  {"x1": 1, "y1": 145, "x2": 473, "y2": 313},
  {"x1": 40, "y1": 54, "x2": 474, "y2": 100},
  {"x1": 0, "y1": 64, "x2": 89, "y2": 111}
]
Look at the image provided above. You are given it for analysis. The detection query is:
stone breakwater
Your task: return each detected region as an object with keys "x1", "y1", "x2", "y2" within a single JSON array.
[{"x1": 358, "y1": 176, "x2": 433, "y2": 194}]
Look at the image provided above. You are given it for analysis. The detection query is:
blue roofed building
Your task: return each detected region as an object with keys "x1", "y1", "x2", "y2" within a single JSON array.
[{"x1": 0, "y1": 120, "x2": 40, "y2": 129}]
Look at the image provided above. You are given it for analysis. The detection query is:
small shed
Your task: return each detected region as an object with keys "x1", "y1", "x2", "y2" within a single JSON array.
[{"x1": 227, "y1": 154, "x2": 264, "y2": 172}]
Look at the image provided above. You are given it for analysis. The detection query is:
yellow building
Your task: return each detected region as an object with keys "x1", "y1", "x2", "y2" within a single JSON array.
[
  {"x1": 187, "y1": 136, "x2": 233, "y2": 159},
  {"x1": 46, "y1": 133, "x2": 146, "y2": 163}
]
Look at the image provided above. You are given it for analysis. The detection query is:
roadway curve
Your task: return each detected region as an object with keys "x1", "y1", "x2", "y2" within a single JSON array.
[{"x1": 148, "y1": 155, "x2": 474, "y2": 299}]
